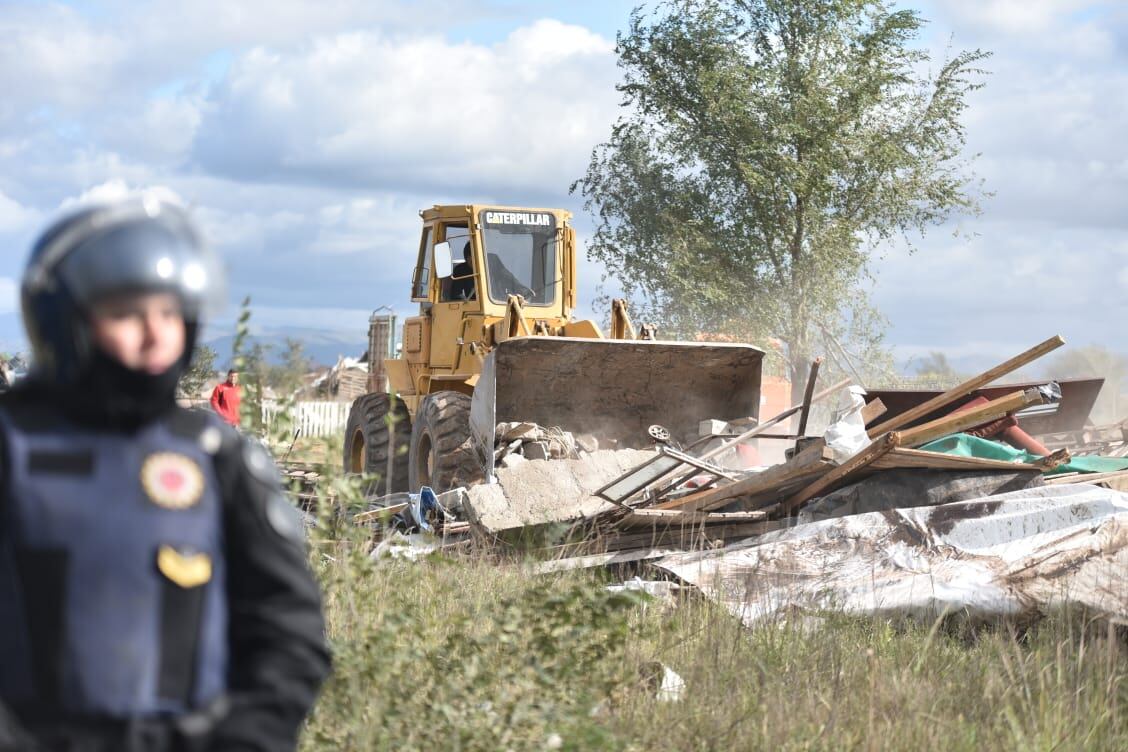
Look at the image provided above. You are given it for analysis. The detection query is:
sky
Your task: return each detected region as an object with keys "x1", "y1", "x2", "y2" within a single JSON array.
[{"x1": 0, "y1": 0, "x2": 1125, "y2": 373}]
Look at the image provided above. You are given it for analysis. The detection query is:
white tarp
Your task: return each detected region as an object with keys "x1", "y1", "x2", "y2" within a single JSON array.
[{"x1": 657, "y1": 484, "x2": 1128, "y2": 625}]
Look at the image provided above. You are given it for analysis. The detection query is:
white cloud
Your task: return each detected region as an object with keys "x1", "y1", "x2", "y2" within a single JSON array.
[
  {"x1": 191, "y1": 19, "x2": 619, "y2": 195},
  {"x1": 58, "y1": 179, "x2": 185, "y2": 211},
  {"x1": 0, "y1": 190, "x2": 40, "y2": 233}
]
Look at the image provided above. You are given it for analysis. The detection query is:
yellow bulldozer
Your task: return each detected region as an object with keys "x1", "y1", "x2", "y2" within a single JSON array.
[{"x1": 344, "y1": 204, "x2": 766, "y2": 494}]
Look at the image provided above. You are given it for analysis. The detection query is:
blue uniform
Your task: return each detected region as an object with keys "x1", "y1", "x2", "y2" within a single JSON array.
[{"x1": 0, "y1": 388, "x2": 329, "y2": 752}]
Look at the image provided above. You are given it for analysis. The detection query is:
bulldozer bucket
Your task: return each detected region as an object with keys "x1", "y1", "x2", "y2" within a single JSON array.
[{"x1": 469, "y1": 337, "x2": 764, "y2": 478}]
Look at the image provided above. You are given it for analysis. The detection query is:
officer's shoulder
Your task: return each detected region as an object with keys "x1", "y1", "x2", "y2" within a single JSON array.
[
  {"x1": 0, "y1": 380, "x2": 67, "y2": 433},
  {"x1": 164, "y1": 407, "x2": 283, "y2": 484},
  {"x1": 165, "y1": 406, "x2": 240, "y2": 455}
]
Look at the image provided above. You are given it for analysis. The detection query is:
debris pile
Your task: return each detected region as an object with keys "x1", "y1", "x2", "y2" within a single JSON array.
[{"x1": 295, "y1": 333, "x2": 1128, "y2": 622}]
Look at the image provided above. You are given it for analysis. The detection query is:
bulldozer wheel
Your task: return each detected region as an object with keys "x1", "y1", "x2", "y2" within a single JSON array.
[
  {"x1": 343, "y1": 392, "x2": 411, "y2": 495},
  {"x1": 408, "y1": 390, "x2": 482, "y2": 492}
]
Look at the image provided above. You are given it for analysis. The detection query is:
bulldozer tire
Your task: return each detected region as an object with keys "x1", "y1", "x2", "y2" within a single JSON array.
[
  {"x1": 408, "y1": 390, "x2": 482, "y2": 492},
  {"x1": 343, "y1": 392, "x2": 411, "y2": 495}
]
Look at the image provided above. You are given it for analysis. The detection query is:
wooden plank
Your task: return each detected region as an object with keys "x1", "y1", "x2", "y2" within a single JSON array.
[
  {"x1": 1032, "y1": 448, "x2": 1071, "y2": 472},
  {"x1": 867, "y1": 335, "x2": 1065, "y2": 437},
  {"x1": 896, "y1": 388, "x2": 1043, "y2": 448},
  {"x1": 353, "y1": 502, "x2": 409, "y2": 524},
  {"x1": 795, "y1": 357, "x2": 823, "y2": 439},
  {"x1": 656, "y1": 443, "x2": 835, "y2": 512},
  {"x1": 619, "y1": 508, "x2": 771, "y2": 528},
  {"x1": 1042, "y1": 466, "x2": 1128, "y2": 491},
  {"x1": 861, "y1": 398, "x2": 887, "y2": 426},
  {"x1": 869, "y1": 446, "x2": 1041, "y2": 472},
  {"x1": 696, "y1": 377, "x2": 853, "y2": 463},
  {"x1": 779, "y1": 432, "x2": 901, "y2": 514}
]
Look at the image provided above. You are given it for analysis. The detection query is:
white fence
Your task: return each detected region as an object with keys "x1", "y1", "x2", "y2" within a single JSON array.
[{"x1": 262, "y1": 400, "x2": 352, "y2": 438}]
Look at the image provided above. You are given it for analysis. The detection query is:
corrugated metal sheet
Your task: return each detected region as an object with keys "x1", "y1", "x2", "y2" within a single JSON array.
[{"x1": 658, "y1": 484, "x2": 1128, "y2": 624}]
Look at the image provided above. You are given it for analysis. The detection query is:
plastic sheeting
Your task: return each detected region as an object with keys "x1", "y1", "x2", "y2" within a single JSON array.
[
  {"x1": 919, "y1": 433, "x2": 1128, "y2": 475},
  {"x1": 657, "y1": 484, "x2": 1128, "y2": 625}
]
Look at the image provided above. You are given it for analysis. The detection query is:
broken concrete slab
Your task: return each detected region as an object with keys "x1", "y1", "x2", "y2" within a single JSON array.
[{"x1": 464, "y1": 448, "x2": 655, "y2": 534}]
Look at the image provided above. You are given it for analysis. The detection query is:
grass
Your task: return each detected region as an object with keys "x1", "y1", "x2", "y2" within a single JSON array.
[
  {"x1": 298, "y1": 541, "x2": 1128, "y2": 751},
  {"x1": 288, "y1": 439, "x2": 1128, "y2": 752}
]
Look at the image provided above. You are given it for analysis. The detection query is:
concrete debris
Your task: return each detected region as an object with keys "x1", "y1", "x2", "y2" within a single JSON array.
[
  {"x1": 463, "y1": 448, "x2": 656, "y2": 534},
  {"x1": 308, "y1": 334, "x2": 1128, "y2": 628}
]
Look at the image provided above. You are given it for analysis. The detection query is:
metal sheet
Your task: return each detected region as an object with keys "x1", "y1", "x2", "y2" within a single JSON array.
[{"x1": 659, "y1": 484, "x2": 1128, "y2": 624}]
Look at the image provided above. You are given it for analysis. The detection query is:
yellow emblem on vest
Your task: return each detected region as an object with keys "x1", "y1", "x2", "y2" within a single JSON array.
[
  {"x1": 157, "y1": 545, "x2": 212, "y2": 588},
  {"x1": 141, "y1": 452, "x2": 204, "y2": 510}
]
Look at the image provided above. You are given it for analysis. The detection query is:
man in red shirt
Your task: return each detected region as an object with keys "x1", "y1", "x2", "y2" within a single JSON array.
[{"x1": 209, "y1": 369, "x2": 241, "y2": 426}]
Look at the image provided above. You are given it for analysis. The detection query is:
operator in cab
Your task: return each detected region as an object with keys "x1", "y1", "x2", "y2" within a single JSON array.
[{"x1": 0, "y1": 199, "x2": 330, "y2": 751}]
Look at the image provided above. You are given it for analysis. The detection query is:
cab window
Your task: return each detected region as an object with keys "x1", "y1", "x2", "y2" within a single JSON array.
[
  {"x1": 412, "y1": 227, "x2": 432, "y2": 300},
  {"x1": 439, "y1": 224, "x2": 476, "y2": 302}
]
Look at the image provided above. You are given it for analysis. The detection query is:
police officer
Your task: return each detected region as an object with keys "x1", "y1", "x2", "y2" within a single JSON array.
[{"x1": 0, "y1": 198, "x2": 331, "y2": 751}]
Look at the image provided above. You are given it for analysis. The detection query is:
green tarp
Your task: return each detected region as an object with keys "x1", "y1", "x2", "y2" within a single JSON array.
[{"x1": 918, "y1": 433, "x2": 1128, "y2": 475}]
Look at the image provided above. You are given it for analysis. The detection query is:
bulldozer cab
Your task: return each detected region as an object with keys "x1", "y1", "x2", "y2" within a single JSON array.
[
  {"x1": 397, "y1": 206, "x2": 578, "y2": 403},
  {"x1": 415, "y1": 207, "x2": 575, "y2": 316}
]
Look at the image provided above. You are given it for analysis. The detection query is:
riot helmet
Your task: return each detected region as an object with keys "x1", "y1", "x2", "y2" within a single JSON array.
[{"x1": 21, "y1": 197, "x2": 225, "y2": 386}]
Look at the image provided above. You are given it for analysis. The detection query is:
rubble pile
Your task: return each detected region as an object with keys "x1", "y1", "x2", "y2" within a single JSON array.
[{"x1": 296, "y1": 334, "x2": 1128, "y2": 622}]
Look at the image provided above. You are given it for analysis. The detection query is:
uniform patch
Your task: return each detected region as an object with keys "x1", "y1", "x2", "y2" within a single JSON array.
[
  {"x1": 141, "y1": 452, "x2": 205, "y2": 510},
  {"x1": 156, "y1": 545, "x2": 212, "y2": 588}
]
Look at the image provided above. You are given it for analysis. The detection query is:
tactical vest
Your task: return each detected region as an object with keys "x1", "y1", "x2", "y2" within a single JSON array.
[{"x1": 0, "y1": 405, "x2": 228, "y2": 716}]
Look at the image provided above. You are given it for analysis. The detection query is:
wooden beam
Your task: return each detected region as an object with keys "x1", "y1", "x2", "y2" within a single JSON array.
[
  {"x1": 619, "y1": 508, "x2": 771, "y2": 528},
  {"x1": 353, "y1": 502, "x2": 409, "y2": 524},
  {"x1": 866, "y1": 335, "x2": 1065, "y2": 437},
  {"x1": 1031, "y1": 448, "x2": 1070, "y2": 472},
  {"x1": 861, "y1": 398, "x2": 887, "y2": 426},
  {"x1": 869, "y1": 446, "x2": 1041, "y2": 472},
  {"x1": 656, "y1": 442, "x2": 836, "y2": 512},
  {"x1": 896, "y1": 388, "x2": 1043, "y2": 448},
  {"x1": 796, "y1": 357, "x2": 823, "y2": 439},
  {"x1": 695, "y1": 377, "x2": 853, "y2": 463},
  {"x1": 779, "y1": 432, "x2": 901, "y2": 514}
]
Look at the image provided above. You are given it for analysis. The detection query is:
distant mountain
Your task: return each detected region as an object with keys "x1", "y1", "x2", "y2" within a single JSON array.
[{"x1": 201, "y1": 327, "x2": 368, "y2": 368}]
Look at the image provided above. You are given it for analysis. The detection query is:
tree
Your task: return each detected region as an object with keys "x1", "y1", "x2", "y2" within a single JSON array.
[
  {"x1": 270, "y1": 338, "x2": 313, "y2": 397},
  {"x1": 912, "y1": 351, "x2": 959, "y2": 383},
  {"x1": 573, "y1": 0, "x2": 989, "y2": 401},
  {"x1": 178, "y1": 344, "x2": 218, "y2": 399}
]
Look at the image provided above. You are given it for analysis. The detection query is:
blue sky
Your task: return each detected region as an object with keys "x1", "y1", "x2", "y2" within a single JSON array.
[{"x1": 1, "y1": 0, "x2": 1126, "y2": 376}]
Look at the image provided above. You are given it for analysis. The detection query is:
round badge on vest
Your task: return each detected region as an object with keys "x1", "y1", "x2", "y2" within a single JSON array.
[{"x1": 141, "y1": 452, "x2": 205, "y2": 510}]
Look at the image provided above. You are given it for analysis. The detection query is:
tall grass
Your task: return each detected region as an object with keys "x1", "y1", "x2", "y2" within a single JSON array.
[
  {"x1": 288, "y1": 425, "x2": 1128, "y2": 752},
  {"x1": 299, "y1": 534, "x2": 1128, "y2": 752}
]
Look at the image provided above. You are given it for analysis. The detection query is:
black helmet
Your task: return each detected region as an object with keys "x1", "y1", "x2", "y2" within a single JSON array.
[{"x1": 21, "y1": 197, "x2": 225, "y2": 385}]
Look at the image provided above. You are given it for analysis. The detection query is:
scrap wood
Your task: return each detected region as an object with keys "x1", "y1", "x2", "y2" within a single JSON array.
[
  {"x1": 1032, "y1": 448, "x2": 1071, "y2": 472},
  {"x1": 779, "y1": 431, "x2": 902, "y2": 515},
  {"x1": 352, "y1": 502, "x2": 411, "y2": 525},
  {"x1": 867, "y1": 335, "x2": 1065, "y2": 437},
  {"x1": 896, "y1": 388, "x2": 1044, "y2": 448},
  {"x1": 860, "y1": 397, "x2": 887, "y2": 426},
  {"x1": 695, "y1": 377, "x2": 853, "y2": 463},
  {"x1": 618, "y1": 508, "x2": 771, "y2": 529},
  {"x1": 657, "y1": 442, "x2": 835, "y2": 513},
  {"x1": 1046, "y1": 469, "x2": 1128, "y2": 492},
  {"x1": 795, "y1": 357, "x2": 823, "y2": 440},
  {"x1": 643, "y1": 377, "x2": 853, "y2": 501},
  {"x1": 868, "y1": 447, "x2": 1042, "y2": 472}
]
